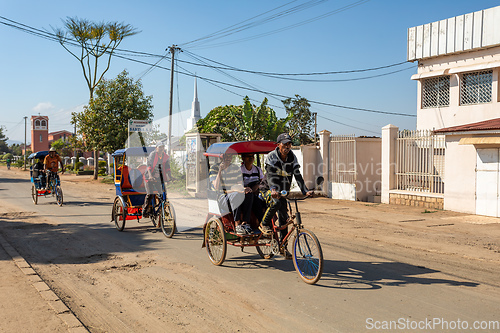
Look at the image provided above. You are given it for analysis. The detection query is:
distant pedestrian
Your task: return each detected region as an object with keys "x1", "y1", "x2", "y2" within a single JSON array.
[{"x1": 6, "y1": 157, "x2": 11, "y2": 170}]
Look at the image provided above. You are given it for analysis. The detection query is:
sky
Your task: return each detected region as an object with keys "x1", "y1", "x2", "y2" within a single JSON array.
[{"x1": 1, "y1": 0, "x2": 500, "y2": 144}]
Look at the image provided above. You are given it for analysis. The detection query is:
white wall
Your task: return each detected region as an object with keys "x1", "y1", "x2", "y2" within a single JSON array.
[{"x1": 443, "y1": 136, "x2": 477, "y2": 213}]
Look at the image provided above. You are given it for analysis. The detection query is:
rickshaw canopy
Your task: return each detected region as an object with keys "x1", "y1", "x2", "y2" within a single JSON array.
[
  {"x1": 28, "y1": 151, "x2": 49, "y2": 159},
  {"x1": 203, "y1": 141, "x2": 277, "y2": 158},
  {"x1": 112, "y1": 147, "x2": 156, "y2": 158}
]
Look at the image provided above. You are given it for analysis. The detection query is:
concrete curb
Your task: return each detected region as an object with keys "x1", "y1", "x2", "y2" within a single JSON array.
[{"x1": 0, "y1": 234, "x2": 88, "y2": 333}]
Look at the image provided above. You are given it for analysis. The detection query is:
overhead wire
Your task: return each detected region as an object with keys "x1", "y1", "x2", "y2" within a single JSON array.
[
  {"x1": 180, "y1": 0, "x2": 325, "y2": 47},
  {"x1": 186, "y1": 0, "x2": 371, "y2": 50},
  {"x1": 1, "y1": 14, "x2": 416, "y2": 131}
]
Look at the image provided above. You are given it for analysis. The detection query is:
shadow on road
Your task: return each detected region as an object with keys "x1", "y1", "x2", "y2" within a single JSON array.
[
  {"x1": 220, "y1": 253, "x2": 479, "y2": 289},
  {"x1": 0, "y1": 216, "x2": 165, "y2": 265}
]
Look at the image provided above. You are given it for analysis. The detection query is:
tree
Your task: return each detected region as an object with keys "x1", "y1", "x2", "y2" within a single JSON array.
[
  {"x1": 51, "y1": 138, "x2": 73, "y2": 157},
  {"x1": 71, "y1": 70, "x2": 153, "y2": 177},
  {"x1": 197, "y1": 96, "x2": 291, "y2": 142},
  {"x1": 54, "y1": 17, "x2": 138, "y2": 99},
  {"x1": 54, "y1": 17, "x2": 138, "y2": 179},
  {"x1": 282, "y1": 95, "x2": 314, "y2": 145},
  {"x1": 0, "y1": 126, "x2": 9, "y2": 154}
]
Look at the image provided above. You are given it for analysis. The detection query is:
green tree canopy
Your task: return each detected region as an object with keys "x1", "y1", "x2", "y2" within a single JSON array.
[
  {"x1": 51, "y1": 138, "x2": 73, "y2": 157},
  {"x1": 197, "y1": 96, "x2": 291, "y2": 142},
  {"x1": 282, "y1": 95, "x2": 314, "y2": 145},
  {"x1": 71, "y1": 70, "x2": 153, "y2": 155}
]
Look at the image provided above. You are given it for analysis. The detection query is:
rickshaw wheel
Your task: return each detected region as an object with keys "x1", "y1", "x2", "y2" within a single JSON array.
[
  {"x1": 205, "y1": 217, "x2": 226, "y2": 266},
  {"x1": 31, "y1": 185, "x2": 38, "y2": 205},
  {"x1": 160, "y1": 202, "x2": 176, "y2": 238},
  {"x1": 256, "y1": 238, "x2": 275, "y2": 259},
  {"x1": 55, "y1": 186, "x2": 63, "y2": 206},
  {"x1": 113, "y1": 197, "x2": 127, "y2": 231}
]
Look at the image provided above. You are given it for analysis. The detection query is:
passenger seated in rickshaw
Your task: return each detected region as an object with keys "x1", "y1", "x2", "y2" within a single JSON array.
[
  {"x1": 142, "y1": 141, "x2": 171, "y2": 218},
  {"x1": 240, "y1": 153, "x2": 266, "y2": 224},
  {"x1": 209, "y1": 153, "x2": 253, "y2": 235},
  {"x1": 32, "y1": 158, "x2": 46, "y2": 188}
]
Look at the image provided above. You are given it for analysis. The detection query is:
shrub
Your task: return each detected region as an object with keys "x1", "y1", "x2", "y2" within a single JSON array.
[{"x1": 74, "y1": 161, "x2": 84, "y2": 171}]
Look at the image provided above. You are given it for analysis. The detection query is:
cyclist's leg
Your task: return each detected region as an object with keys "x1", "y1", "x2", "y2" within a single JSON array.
[
  {"x1": 277, "y1": 197, "x2": 289, "y2": 242},
  {"x1": 261, "y1": 197, "x2": 281, "y2": 228}
]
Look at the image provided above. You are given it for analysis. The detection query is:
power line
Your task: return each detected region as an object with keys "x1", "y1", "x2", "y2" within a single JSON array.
[
  {"x1": 180, "y1": 0, "x2": 326, "y2": 47},
  {"x1": 1, "y1": 15, "x2": 416, "y2": 120},
  {"x1": 317, "y1": 115, "x2": 380, "y2": 135},
  {"x1": 181, "y1": 0, "x2": 371, "y2": 49}
]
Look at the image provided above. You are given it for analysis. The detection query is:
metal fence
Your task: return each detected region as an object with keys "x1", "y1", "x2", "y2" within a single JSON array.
[
  {"x1": 396, "y1": 130, "x2": 445, "y2": 194},
  {"x1": 330, "y1": 135, "x2": 356, "y2": 184}
]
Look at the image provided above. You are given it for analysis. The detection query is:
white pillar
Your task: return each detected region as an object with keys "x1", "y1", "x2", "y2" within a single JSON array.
[
  {"x1": 319, "y1": 130, "x2": 331, "y2": 197},
  {"x1": 381, "y1": 124, "x2": 398, "y2": 204}
]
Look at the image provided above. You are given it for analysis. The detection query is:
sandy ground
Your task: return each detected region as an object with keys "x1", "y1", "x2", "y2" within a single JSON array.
[{"x1": 0, "y1": 166, "x2": 499, "y2": 332}]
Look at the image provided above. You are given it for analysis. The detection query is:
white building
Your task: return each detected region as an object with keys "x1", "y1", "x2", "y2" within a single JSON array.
[{"x1": 396, "y1": 5, "x2": 500, "y2": 217}]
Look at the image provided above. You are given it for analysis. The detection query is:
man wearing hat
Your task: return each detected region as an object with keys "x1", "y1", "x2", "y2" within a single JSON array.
[
  {"x1": 143, "y1": 141, "x2": 171, "y2": 218},
  {"x1": 44, "y1": 147, "x2": 65, "y2": 187},
  {"x1": 259, "y1": 133, "x2": 313, "y2": 258}
]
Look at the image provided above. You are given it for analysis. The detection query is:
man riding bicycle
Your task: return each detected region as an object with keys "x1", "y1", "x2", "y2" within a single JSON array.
[
  {"x1": 44, "y1": 147, "x2": 65, "y2": 188},
  {"x1": 259, "y1": 133, "x2": 313, "y2": 258},
  {"x1": 142, "y1": 141, "x2": 172, "y2": 218}
]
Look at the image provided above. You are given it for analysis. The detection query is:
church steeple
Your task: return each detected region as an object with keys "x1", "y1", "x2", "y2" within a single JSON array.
[{"x1": 186, "y1": 77, "x2": 201, "y2": 132}]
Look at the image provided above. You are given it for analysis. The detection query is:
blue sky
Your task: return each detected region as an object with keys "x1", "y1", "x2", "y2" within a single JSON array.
[{"x1": 1, "y1": 0, "x2": 500, "y2": 143}]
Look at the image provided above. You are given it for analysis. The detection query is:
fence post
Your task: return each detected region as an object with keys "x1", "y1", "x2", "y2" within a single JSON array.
[
  {"x1": 381, "y1": 124, "x2": 399, "y2": 204},
  {"x1": 319, "y1": 130, "x2": 331, "y2": 196}
]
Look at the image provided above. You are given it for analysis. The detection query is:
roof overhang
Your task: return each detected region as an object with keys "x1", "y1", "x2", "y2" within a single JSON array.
[
  {"x1": 459, "y1": 137, "x2": 500, "y2": 145},
  {"x1": 411, "y1": 60, "x2": 500, "y2": 80}
]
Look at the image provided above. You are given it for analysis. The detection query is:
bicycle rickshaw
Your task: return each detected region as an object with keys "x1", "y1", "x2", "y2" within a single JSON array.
[
  {"x1": 111, "y1": 147, "x2": 176, "y2": 238},
  {"x1": 28, "y1": 150, "x2": 64, "y2": 206},
  {"x1": 202, "y1": 141, "x2": 324, "y2": 284}
]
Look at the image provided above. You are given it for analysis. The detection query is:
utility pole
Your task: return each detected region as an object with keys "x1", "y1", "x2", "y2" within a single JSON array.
[
  {"x1": 23, "y1": 116, "x2": 27, "y2": 170},
  {"x1": 167, "y1": 44, "x2": 181, "y2": 156},
  {"x1": 313, "y1": 112, "x2": 318, "y2": 146},
  {"x1": 73, "y1": 123, "x2": 77, "y2": 171}
]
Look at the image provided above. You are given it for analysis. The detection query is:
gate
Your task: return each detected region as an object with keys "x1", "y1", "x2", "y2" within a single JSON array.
[
  {"x1": 396, "y1": 130, "x2": 445, "y2": 194},
  {"x1": 330, "y1": 135, "x2": 356, "y2": 200}
]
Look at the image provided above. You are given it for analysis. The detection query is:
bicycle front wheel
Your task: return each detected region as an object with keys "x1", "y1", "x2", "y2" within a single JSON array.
[
  {"x1": 292, "y1": 229, "x2": 323, "y2": 284},
  {"x1": 160, "y1": 202, "x2": 176, "y2": 238},
  {"x1": 55, "y1": 186, "x2": 63, "y2": 206}
]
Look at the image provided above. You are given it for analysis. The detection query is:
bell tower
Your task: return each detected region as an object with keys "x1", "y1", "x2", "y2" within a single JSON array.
[
  {"x1": 186, "y1": 77, "x2": 201, "y2": 132},
  {"x1": 31, "y1": 115, "x2": 49, "y2": 153}
]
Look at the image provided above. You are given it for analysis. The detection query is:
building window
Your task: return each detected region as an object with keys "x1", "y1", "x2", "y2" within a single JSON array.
[
  {"x1": 35, "y1": 119, "x2": 40, "y2": 127},
  {"x1": 41, "y1": 120, "x2": 47, "y2": 127},
  {"x1": 460, "y1": 70, "x2": 493, "y2": 105},
  {"x1": 422, "y1": 76, "x2": 450, "y2": 108},
  {"x1": 40, "y1": 134, "x2": 43, "y2": 142}
]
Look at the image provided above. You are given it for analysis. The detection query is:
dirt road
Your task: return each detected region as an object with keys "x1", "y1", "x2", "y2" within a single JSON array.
[{"x1": 0, "y1": 167, "x2": 499, "y2": 332}]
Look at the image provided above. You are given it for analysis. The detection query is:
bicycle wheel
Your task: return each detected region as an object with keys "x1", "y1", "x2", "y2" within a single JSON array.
[
  {"x1": 160, "y1": 202, "x2": 176, "y2": 238},
  {"x1": 256, "y1": 236, "x2": 275, "y2": 259},
  {"x1": 292, "y1": 229, "x2": 323, "y2": 285},
  {"x1": 31, "y1": 185, "x2": 38, "y2": 205},
  {"x1": 150, "y1": 196, "x2": 159, "y2": 228},
  {"x1": 55, "y1": 186, "x2": 63, "y2": 206},
  {"x1": 112, "y1": 197, "x2": 127, "y2": 231},
  {"x1": 205, "y1": 217, "x2": 226, "y2": 266}
]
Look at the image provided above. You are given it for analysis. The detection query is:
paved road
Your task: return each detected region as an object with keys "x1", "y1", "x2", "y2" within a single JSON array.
[{"x1": 0, "y1": 172, "x2": 499, "y2": 332}]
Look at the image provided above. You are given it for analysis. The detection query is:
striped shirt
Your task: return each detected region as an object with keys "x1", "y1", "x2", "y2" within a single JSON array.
[
  {"x1": 209, "y1": 162, "x2": 242, "y2": 193},
  {"x1": 240, "y1": 164, "x2": 264, "y2": 188}
]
